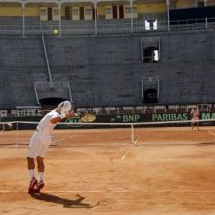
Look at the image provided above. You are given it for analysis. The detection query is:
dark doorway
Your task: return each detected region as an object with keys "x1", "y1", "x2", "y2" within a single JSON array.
[
  {"x1": 119, "y1": 5, "x2": 124, "y2": 19},
  {"x1": 48, "y1": 7, "x2": 53, "y2": 21},
  {"x1": 65, "y1": 7, "x2": 71, "y2": 20},
  {"x1": 113, "y1": 6, "x2": 118, "y2": 19},
  {"x1": 143, "y1": 89, "x2": 158, "y2": 103},
  {"x1": 40, "y1": 97, "x2": 66, "y2": 110},
  {"x1": 80, "y1": 7, "x2": 85, "y2": 20}
]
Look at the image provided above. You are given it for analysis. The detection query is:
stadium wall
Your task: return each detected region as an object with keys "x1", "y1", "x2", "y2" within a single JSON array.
[
  {"x1": 45, "y1": 31, "x2": 215, "y2": 107},
  {"x1": 0, "y1": 30, "x2": 215, "y2": 108},
  {"x1": 0, "y1": 38, "x2": 48, "y2": 109}
]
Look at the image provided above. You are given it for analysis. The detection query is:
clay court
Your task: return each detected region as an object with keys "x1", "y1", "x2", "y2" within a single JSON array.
[{"x1": 1, "y1": 126, "x2": 215, "y2": 215}]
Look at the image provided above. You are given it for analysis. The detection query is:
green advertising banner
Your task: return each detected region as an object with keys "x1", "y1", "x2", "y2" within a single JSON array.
[
  {"x1": 1, "y1": 112, "x2": 215, "y2": 124},
  {"x1": 66, "y1": 112, "x2": 215, "y2": 123}
]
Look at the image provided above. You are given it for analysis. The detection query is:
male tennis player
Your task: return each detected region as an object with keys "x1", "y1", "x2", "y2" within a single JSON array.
[
  {"x1": 190, "y1": 106, "x2": 200, "y2": 130},
  {"x1": 27, "y1": 101, "x2": 77, "y2": 194}
]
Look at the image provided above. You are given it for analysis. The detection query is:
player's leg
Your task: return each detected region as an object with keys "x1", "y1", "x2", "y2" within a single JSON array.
[
  {"x1": 27, "y1": 132, "x2": 43, "y2": 193},
  {"x1": 27, "y1": 156, "x2": 38, "y2": 194},
  {"x1": 34, "y1": 156, "x2": 45, "y2": 192},
  {"x1": 196, "y1": 121, "x2": 200, "y2": 130},
  {"x1": 33, "y1": 137, "x2": 50, "y2": 193},
  {"x1": 34, "y1": 143, "x2": 49, "y2": 193},
  {"x1": 191, "y1": 122, "x2": 194, "y2": 130},
  {"x1": 27, "y1": 156, "x2": 35, "y2": 178},
  {"x1": 37, "y1": 156, "x2": 44, "y2": 183},
  {"x1": 193, "y1": 120, "x2": 199, "y2": 130}
]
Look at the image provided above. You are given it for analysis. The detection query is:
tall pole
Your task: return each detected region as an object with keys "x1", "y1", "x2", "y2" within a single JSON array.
[
  {"x1": 131, "y1": 124, "x2": 134, "y2": 144},
  {"x1": 166, "y1": 0, "x2": 170, "y2": 31},
  {"x1": 58, "y1": 3, "x2": 62, "y2": 37},
  {"x1": 22, "y1": 3, "x2": 25, "y2": 37},
  {"x1": 130, "y1": 0, "x2": 133, "y2": 34},
  {"x1": 94, "y1": 0, "x2": 98, "y2": 35}
]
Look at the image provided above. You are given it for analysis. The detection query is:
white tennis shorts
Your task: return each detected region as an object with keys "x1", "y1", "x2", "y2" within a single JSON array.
[
  {"x1": 191, "y1": 117, "x2": 199, "y2": 123},
  {"x1": 28, "y1": 131, "x2": 51, "y2": 158}
]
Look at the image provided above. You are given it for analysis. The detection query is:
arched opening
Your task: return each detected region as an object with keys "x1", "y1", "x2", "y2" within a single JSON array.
[
  {"x1": 143, "y1": 47, "x2": 159, "y2": 63},
  {"x1": 144, "y1": 89, "x2": 158, "y2": 104},
  {"x1": 39, "y1": 97, "x2": 66, "y2": 110}
]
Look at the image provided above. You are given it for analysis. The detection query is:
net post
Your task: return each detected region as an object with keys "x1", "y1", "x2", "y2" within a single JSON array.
[
  {"x1": 15, "y1": 121, "x2": 19, "y2": 148},
  {"x1": 131, "y1": 123, "x2": 134, "y2": 144}
]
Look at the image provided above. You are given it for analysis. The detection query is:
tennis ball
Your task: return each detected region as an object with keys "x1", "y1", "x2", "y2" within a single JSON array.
[{"x1": 53, "y1": 29, "x2": 59, "y2": 35}]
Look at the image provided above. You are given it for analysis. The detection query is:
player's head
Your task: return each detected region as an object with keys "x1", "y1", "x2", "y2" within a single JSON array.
[{"x1": 57, "y1": 101, "x2": 72, "y2": 114}]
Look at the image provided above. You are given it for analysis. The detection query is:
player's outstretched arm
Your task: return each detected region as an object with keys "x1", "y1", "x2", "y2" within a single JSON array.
[{"x1": 50, "y1": 111, "x2": 78, "y2": 124}]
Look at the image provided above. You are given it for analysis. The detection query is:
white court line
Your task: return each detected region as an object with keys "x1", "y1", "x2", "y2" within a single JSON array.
[
  {"x1": 120, "y1": 137, "x2": 139, "y2": 160},
  {"x1": 120, "y1": 150, "x2": 130, "y2": 160},
  {"x1": 52, "y1": 134, "x2": 79, "y2": 144},
  {"x1": 207, "y1": 130, "x2": 215, "y2": 136}
]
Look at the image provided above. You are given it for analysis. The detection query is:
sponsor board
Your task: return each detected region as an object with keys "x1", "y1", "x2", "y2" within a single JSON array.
[{"x1": 1, "y1": 112, "x2": 215, "y2": 124}]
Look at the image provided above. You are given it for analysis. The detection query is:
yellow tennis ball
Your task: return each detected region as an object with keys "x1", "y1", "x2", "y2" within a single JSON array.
[{"x1": 53, "y1": 29, "x2": 59, "y2": 35}]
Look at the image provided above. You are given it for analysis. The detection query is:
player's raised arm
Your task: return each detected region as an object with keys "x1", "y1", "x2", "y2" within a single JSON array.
[{"x1": 50, "y1": 111, "x2": 77, "y2": 124}]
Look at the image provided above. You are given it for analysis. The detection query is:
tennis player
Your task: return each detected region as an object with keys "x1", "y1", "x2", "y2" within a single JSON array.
[
  {"x1": 27, "y1": 101, "x2": 77, "y2": 194},
  {"x1": 190, "y1": 106, "x2": 200, "y2": 130}
]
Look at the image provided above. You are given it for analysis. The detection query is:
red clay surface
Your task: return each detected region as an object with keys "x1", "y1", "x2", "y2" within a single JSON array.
[{"x1": 1, "y1": 127, "x2": 215, "y2": 215}]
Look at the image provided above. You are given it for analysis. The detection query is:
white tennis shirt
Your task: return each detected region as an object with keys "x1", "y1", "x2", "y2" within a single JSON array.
[
  {"x1": 191, "y1": 109, "x2": 199, "y2": 120},
  {"x1": 37, "y1": 110, "x2": 60, "y2": 136}
]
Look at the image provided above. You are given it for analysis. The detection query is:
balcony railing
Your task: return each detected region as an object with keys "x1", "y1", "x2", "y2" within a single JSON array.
[{"x1": 0, "y1": 16, "x2": 214, "y2": 36}]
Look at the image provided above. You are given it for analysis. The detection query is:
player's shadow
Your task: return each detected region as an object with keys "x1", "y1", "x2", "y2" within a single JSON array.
[
  {"x1": 197, "y1": 142, "x2": 215, "y2": 146},
  {"x1": 30, "y1": 193, "x2": 96, "y2": 208}
]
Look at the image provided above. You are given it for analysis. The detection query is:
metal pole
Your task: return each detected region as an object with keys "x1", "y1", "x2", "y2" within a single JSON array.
[
  {"x1": 157, "y1": 76, "x2": 160, "y2": 100},
  {"x1": 131, "y1": 124, "x2": 134, "y2": 144},
  {"x1": 58, "y1": 3, "x2": 62, "y2": 36},
  {"x1": 22, "y1": 3, "x2": 25, "y2": 37},
  {"x1": 130, "y1": 0, "x2": 133, "y2": 34},
  {"x1": 67, "y1": 82, "x2": 73, "y2": 103},
  {"x1": 166, "y1": 0, "x2": 170, "y2": 31},
  {"x1": 141, "y1": 77, "x2": 144, "y2": 100},
  {"x1": 16, "y1": 121, "x2": 19, "y2": 148},
  {"x1": 34, "y1": 83, "x2": 40, "y2": 104},
  {"x1": 94, "y1": 0, "x2": 98, "y2": 35}
]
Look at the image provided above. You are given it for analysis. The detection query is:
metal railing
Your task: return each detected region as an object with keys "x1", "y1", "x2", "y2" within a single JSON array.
[
  {"x1": 40, "y1": 20, "x2": 53, "y2": 83},
  {"x1": 0, "y1": 17, "x2": 214, "y2": 36}
]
